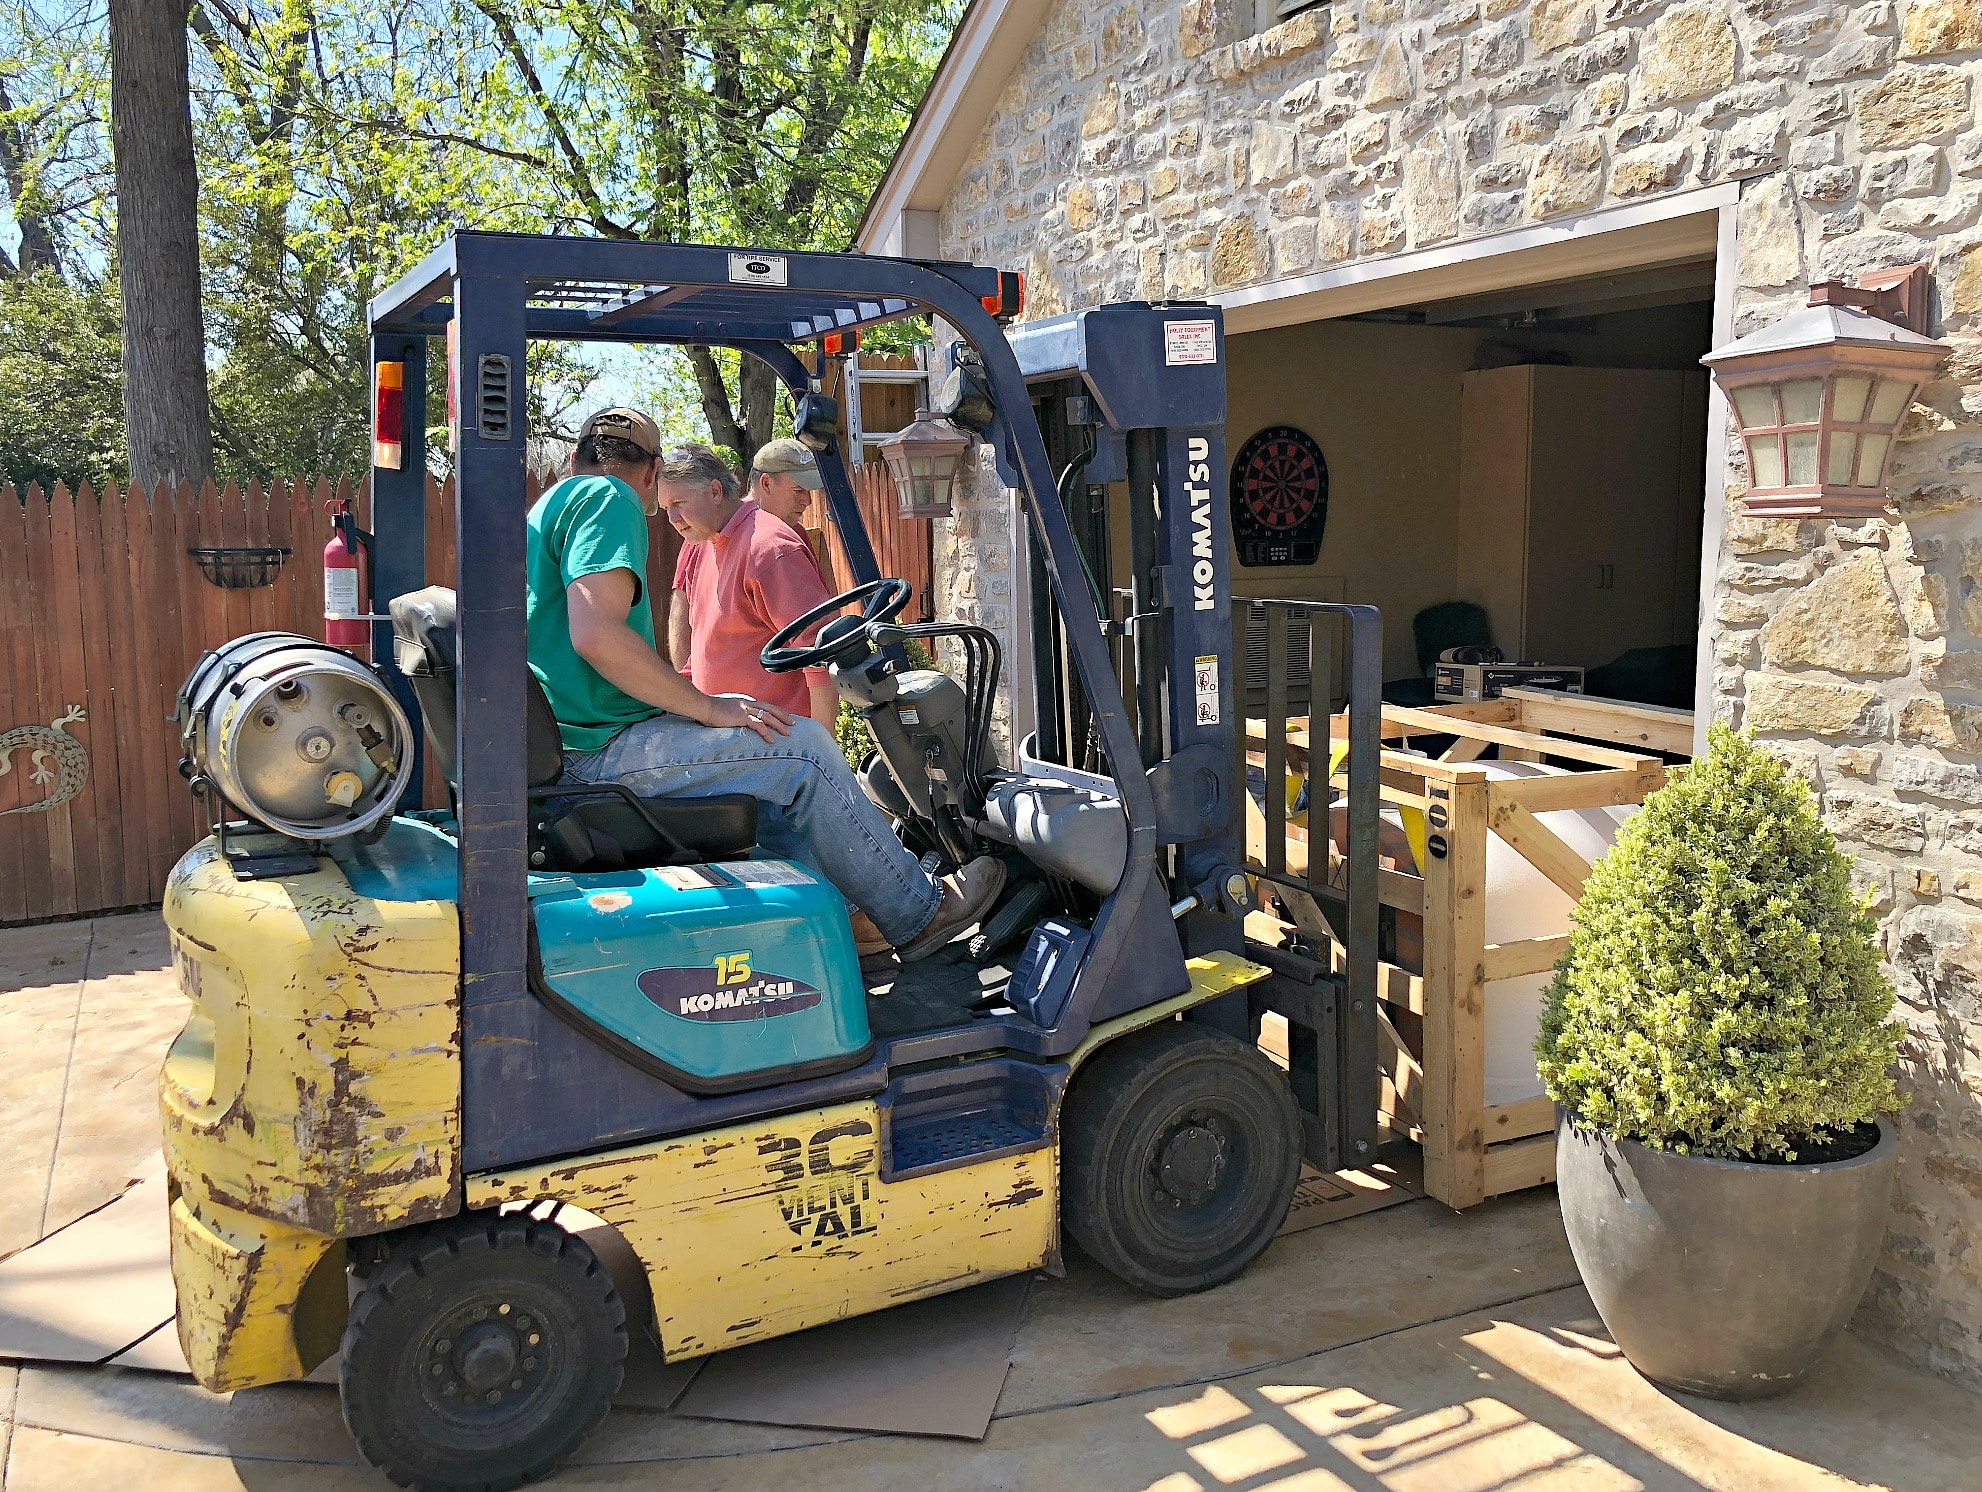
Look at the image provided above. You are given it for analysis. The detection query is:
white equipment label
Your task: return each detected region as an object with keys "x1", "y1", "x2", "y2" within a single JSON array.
[
  {"x1": 1164, "y1": 319, "x2": 1218, "y2": 366},
  {"x1": 324, "y1": 567, "x2": 359, "y2": 616},
  {"x1": 730, "y1": 860, "x2": 814, "y2": 887},
  {"x1": 729, "y1": 252, "x2": 788, "y2": 287},
  {"x1": 1194, "y1": 653, "x2": 1221, "y2": 725}
]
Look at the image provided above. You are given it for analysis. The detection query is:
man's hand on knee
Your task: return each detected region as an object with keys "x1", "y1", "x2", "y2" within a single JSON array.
[{"x1": 705, "y1": 694, "x2": 794, "y2": 744}]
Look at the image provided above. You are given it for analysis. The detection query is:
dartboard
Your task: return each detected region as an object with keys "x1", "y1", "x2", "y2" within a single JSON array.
[{"x1": 1231, "y1": 425, "x2": 1328, "y2": 567}]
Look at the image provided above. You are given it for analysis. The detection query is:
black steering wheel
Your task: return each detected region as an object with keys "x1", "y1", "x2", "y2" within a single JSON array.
[{"x1": 761, "y1": 577, "x2": 913, "y2": 673}]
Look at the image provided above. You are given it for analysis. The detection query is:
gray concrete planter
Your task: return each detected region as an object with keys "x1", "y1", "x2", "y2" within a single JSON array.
[{"x1": 1555, "y1": 1114, "x2": 1897, "y2": 1401}]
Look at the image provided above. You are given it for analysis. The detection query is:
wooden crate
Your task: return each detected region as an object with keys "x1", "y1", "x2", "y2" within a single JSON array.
[{"x1": 1243, "y1": 689, "x2": 1692, "y2": 1209}]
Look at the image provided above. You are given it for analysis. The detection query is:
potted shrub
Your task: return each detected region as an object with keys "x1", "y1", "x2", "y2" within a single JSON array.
[{"x1": 1535, "y1": 723, "x2": 1904, "y2": 1400}]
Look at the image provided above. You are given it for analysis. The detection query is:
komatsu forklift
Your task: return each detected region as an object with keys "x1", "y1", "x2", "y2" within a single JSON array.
[{"x1": 160, "y1": 234, "x2": 1382, "y2": 1490}]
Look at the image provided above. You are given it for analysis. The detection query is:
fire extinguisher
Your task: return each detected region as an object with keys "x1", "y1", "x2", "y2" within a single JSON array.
[{"x1": 324, "y1": 500, "x2": 373, "y2": 654}]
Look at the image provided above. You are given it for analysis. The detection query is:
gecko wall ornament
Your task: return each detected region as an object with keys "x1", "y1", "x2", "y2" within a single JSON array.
[{"x1": 0, "y1": 706, "x2": 89, "y2": 816}]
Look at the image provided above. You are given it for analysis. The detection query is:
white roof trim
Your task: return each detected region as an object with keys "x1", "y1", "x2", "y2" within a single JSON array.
[
  {"x1": 856, "y1": 0, "x2": 1047, "y2": 255},
  {"x1": 1216, "y1": 183, "x2": 1741, "y2": 332}
]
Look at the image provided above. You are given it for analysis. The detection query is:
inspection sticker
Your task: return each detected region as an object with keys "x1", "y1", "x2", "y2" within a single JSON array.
[
  {"x1": 1164, "y1": 319, "x2": 1218, "y2": 366},
  {"x1": 1194, "y1": 653, "x2": 1221, "y2": 725},
  {"x1": 730, "y1": 860, "x2": 815, "y2": 887},
  {"x1": 729, "y1": 252, "x2": 788, "y2": 287}
]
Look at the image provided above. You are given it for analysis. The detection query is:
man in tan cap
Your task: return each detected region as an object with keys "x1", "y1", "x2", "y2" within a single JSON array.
[{"x1": 746, "y1": 436, "x2": 826, "y2": 534}]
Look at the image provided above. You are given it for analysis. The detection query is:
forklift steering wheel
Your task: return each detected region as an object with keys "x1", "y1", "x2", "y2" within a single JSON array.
[{"x1": 761, "y1": 577, "x2": 913, "y2": 673}]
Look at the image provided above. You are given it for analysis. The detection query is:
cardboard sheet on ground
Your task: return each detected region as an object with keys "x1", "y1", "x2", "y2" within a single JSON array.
[
  {"x1": 1278, "y1": 1155, "x2": 1420, "y2": 1236},
  {"x1": 0, "y1": 1161, "x2": 173, "y2": 1365},
  {"x1": 674, "y1": 1274, "x2": 1030, "y2": 1440}
]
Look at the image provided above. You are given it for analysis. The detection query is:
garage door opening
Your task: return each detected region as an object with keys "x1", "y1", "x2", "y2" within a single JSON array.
[{"x1": 1225, "y1": 257, "x2": 1717, "y2": 716}]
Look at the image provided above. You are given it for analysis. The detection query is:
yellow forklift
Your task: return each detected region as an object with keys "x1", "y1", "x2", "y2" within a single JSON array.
[{"x1": 161, "y1": 235, "x2": 1382, "y2": 1489}]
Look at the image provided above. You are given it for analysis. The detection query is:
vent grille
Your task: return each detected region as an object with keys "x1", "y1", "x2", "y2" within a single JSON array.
[{"x1": 476, "y1": 354, "x2": 512, "y2": 441}]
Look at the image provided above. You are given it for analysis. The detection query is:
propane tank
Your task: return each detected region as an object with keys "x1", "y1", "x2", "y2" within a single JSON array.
[
  {"x1": 324, "y1": 502, "x2": 369, "y2": 652},
  {"x1": 176, "y1": 633, "x2": 413, "y2": 840}
]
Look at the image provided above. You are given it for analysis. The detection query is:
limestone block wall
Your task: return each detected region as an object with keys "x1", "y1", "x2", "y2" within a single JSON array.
[{"x1": 927, "y1": 0, "x2": 1982, "y2": 1389}]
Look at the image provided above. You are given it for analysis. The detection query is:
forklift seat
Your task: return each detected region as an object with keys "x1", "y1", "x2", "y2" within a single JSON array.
[{"x1": 388, "y1": 587, "x2": 758, "y2": 869}]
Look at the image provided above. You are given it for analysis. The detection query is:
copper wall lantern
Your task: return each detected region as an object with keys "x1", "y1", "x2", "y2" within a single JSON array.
[
  {"x1": 879, "y1": 407, "x2": 973, "y2": 519},
  {"x1": 1701, "y1": 266, "x2": 1947, "y2": 517}
]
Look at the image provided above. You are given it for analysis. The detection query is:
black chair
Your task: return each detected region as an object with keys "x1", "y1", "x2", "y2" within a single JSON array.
[
  {"x1": 1382, "y1": 601, "x2": 1498, "y2": 707},
  {"x1": 389, "y1": 586, "x2": 758, "y2": 871}
]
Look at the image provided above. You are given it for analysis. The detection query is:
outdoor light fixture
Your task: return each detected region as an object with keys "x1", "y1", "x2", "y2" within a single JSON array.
[
  {"x1": 880, "y1": 407, "x2": 972, "y2": 519},
  {"x1": 1701, "y1": 266, "x2": 1947, "y2": 517}
]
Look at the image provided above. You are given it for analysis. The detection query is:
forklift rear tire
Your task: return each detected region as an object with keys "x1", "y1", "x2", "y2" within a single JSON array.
[
  {"x1": 1064, "y1": 1023, "x2": 1301, "y2": 1297},
  {"x1": 340, "y1": 1212, "x2": 629, "y2": 1492}
]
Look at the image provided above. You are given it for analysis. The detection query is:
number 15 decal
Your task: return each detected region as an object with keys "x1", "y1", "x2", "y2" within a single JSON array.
[{"x1": 714, "y1": 952, "x2": 753, "y2": 985}]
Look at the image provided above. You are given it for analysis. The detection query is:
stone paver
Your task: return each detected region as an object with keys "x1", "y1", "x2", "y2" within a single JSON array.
[{"x1": 2, "y1": 909, "x2": 1979, "y2": 1491}]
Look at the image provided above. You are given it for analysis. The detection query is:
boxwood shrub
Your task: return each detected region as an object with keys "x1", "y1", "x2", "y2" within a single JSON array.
[{"x1": 1535, "y1": 723, "x2": 1902, "y2": 1161}]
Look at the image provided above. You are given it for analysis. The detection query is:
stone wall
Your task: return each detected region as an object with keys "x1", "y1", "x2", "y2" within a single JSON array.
[{"x1": 930, "y1": 0, "x2": 1982, "y2": 1389}]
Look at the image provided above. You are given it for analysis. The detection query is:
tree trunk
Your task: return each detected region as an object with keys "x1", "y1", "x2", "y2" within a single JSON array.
[{"x1": 109, "y1": 0, "x2": 213, "y2": 488}]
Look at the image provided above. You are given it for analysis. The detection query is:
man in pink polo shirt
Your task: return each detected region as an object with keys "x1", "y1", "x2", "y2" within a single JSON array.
[{"x1": 660, "y1": 442, "x2": 838, "y2": 726}]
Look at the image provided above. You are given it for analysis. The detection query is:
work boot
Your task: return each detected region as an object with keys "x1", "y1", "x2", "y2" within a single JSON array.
[
  {"x1": 899, "y1": 857, "x2": 1007, "y2": 964},
  {"x1": 848, "y1": 909, "x2": 892, "y2": 958}
]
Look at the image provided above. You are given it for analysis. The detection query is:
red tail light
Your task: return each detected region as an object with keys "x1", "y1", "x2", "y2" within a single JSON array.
[
  {"x1": 372, "y1": 361, "x2": 405, "y2": 470},
  {"x1": 822, "y1": 328, "x2": 860, "y2": 356}
]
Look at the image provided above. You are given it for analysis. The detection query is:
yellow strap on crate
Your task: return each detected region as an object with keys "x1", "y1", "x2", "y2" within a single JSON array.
[{"x1": 1328, "y1": 740, "x2": 1426, "y2": 872}]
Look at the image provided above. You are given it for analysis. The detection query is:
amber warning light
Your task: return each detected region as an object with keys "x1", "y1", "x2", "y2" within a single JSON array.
[{"x1": 373, "y1": 361, "x2": 405, "y2": 470}]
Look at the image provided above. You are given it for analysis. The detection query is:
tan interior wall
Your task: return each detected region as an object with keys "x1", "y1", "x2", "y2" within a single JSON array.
[{"x1": 1223, "y1": 305, "x2": 1713, "y2": 682}]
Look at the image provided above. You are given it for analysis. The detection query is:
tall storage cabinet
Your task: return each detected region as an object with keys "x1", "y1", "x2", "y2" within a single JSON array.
[{"x1": 1456, "y1": 364, "x2": 1707, "y2": 671}]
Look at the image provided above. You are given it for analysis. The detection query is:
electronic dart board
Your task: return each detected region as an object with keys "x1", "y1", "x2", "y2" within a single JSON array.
[{"x1": 1230, "y1": 425, "x2": 1328, "y2": 567}]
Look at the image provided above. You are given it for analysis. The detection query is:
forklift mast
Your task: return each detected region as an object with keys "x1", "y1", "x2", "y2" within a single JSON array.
[{"x1": 1008, "y1": 305, "x2": 1382, "y2": 1171}]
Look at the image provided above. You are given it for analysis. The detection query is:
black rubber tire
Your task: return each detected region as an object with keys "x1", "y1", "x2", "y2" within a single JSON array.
[
  {"x1": 1063, "y1": 1022, "x2": 1302, "y2": 1297},
  {"x1": 340, "y1": 1212, "x2": 629, "y2": 1492}
]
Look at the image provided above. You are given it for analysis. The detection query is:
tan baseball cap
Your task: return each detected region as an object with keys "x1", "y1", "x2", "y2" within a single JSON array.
[
  {"x1": 752, "y1": 436, "x2": 825, "y2": 490},
  {"x1": 580, "y1": 407, "x2": 661, "y2": 458}
]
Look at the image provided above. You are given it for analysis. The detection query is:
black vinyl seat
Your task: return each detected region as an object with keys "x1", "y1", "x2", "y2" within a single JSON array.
[{"x1": 388, "y1": 586, "x2": 757, "y2": 871}]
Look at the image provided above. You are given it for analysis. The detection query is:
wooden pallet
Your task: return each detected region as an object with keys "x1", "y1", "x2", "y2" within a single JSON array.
[{"x1": 1243, "y1": 689, "x2": 1692, "y2": 1209}]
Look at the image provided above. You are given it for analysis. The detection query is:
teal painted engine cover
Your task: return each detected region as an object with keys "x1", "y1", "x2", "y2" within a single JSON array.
[{"x1": 529, "y1": 858, "x2": 871, "y2": 1093}]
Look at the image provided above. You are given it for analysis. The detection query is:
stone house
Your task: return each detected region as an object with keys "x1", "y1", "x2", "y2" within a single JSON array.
[{"x1": 854, "y1": 0, "x2": 1982, "y2": 1389}]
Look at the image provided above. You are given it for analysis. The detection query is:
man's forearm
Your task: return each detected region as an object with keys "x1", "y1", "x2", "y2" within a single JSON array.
[
  {"x1": 808, "y1": 681, "x2": 838, "y2": 728},
  {"x1": 576, "y1": 616, "x2": 713, "y2": 721},
  {"x1": 667, "y1": 590, "x2": 691, "y2": 670}
]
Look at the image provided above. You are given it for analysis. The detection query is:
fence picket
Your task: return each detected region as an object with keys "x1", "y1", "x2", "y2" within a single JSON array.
[{"x1": 0, "y1": 488, "x2": 35, "y2": 922}]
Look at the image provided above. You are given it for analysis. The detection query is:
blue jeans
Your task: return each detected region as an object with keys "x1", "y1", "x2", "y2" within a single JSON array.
[{"x1": 566, "y1": 715, "x2": 942, "y2": 947}]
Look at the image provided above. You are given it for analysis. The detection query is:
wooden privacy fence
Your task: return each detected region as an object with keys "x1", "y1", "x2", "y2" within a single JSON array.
[{"x1": 0, "y1": 474, "x2": 490, "y2": 926}]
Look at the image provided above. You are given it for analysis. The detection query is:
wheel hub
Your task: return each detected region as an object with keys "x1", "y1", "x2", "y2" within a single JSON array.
[
  {"x1": 1156, "y1": 1121, "x2": 1228, "y2": 1208},
  {"x1": 455, "y1": 1322, "x2": 520, "y2": 1391}
]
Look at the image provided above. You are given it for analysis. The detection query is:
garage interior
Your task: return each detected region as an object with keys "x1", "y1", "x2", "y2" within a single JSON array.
[{"x1": 1223, "y1": 256, "x2": 1716, "y2": 716}]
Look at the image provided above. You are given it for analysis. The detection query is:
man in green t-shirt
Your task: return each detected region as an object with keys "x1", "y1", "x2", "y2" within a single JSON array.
[{"x1": 526, "y1": 410, "x2": 1003, "y2": 961}]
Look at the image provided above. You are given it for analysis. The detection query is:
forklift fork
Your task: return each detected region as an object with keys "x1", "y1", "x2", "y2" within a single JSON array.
[{"x1": 1241, "y1": 599, "x2": 1383, "y2": 1174}]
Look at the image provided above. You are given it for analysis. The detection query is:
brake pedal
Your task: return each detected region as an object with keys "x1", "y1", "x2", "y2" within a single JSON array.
[{"x1": 968, "y1": 879, "x2": 1051, "y2": 961}]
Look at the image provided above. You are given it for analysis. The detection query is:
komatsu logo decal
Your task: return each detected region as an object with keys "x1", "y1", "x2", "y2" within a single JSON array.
[
  {"x1": 1187, "y1": 435, "x2": 1216, "y2": 611},
  {"x1": 637, "y1": 953, "x2": 822, "y2": 1022}
]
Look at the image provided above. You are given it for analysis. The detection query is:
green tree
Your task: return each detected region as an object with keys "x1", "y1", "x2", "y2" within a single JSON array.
[
  {"x1": 0, "y1": 266, "x2": 123, "y2": 487},
  {"x1": 461, "y1": 0, "x2": 957, "y2": 466}
]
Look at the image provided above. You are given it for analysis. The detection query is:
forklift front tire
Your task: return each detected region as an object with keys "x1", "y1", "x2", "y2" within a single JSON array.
[
  {"x1": 339, "y1": 1212, "x2": 629, "y2": 1492},
  {"x1": 1064, "y1": 1023, "x2": 1301, "y2": 1297}
]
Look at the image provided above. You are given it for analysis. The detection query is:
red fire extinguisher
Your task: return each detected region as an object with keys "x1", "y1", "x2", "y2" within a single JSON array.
[{"x1": 325, "y1": 500, "x2": 372, "y2": 654}]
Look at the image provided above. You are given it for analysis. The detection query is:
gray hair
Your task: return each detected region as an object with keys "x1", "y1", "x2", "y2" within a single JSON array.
[{"x1": 658, "y1": 442, "x2": 740, "y2": 500}]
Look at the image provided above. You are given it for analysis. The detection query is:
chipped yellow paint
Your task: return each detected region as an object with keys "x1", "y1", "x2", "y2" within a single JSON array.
[
  {"x1": 168, "y1": 1194, "x2": 339, "y2": 1392},
  {"x1": 1069, "y1": 949, "x2": 1273, "y2": 1072},
  {"x1": 161, "y1": 838, "x2": 461, "y2": 1235},
  {"x1": 470, "y1": 1099, "x2": 1054, "y2": 1359},
  {"x1": 161, "y1": 837, "x2": 461, "y2": 1392},
  {"x1": 467, "y1": 952, "x2": 1270, "y2": 1362}
]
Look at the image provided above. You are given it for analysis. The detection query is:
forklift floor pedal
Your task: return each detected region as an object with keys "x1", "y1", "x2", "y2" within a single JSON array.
[{"x1": 968, "y1": 880, "x2": 1051, "y2": 961}]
